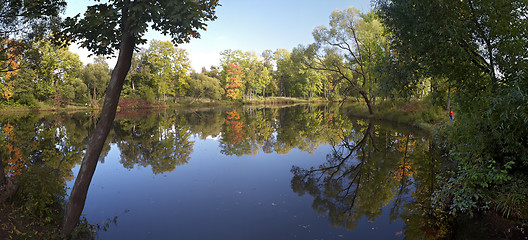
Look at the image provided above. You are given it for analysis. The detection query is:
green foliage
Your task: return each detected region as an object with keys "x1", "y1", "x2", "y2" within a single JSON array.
[
  {"x1": 13, "y1": 166, "x2": 65, "y2": 224},
  {"x1": 302, "y1": 8, "x2": 390, "y2": 113},
  {"x1": 143, "y1": 40, "x2": 192, "y2": 100},
  {"x1": 188, "y1": 72, "x2": 224, "y2": 100},
  {"x1": 58, "y1": 0, "x2": 219, "y2": 55},
  {"x1": 14, "y1": 92, "x2": 38, "y2": 108},
  {"x1": 137, "y1": 85, "x2": 156, "y2": 103},
  {"x1": 378, "y1": 0, "x2": 528, "y2": 217},
  {"x1": 82, "y1": 57, "x2": 111, "y2": 104},
  {"x1": 220, "y1": 49, "x2": 275, "y2": 99},
  {"x1": 491, "y1": 174, "x2": 528, "y2": 219},
  {"x1": 1, "y1": 0, "x2": 65, "y2": 74}
]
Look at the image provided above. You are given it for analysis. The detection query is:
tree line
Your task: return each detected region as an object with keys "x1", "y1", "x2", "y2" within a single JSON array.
[{"x1": 2, "y1": 7, "x2": 449, "y2": 112}]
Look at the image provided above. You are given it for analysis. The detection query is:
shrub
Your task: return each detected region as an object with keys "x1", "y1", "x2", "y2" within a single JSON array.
[{"x1": 15, "y1": 93, "x2": 39, "y2": 108}]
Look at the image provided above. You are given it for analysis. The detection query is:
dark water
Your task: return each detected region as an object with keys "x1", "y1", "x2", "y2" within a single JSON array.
[{"x1": 0, "y1": 105, "x2": 444, "y2": 239}]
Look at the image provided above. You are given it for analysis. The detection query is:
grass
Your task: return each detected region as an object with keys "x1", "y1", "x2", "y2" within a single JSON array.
[{"x1": 339, "y1": 99, "x2": 447, "y2": 132}]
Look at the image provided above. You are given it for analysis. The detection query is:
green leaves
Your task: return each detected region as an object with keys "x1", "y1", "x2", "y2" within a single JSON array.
[{"x1": 58, "y1": 0, "x2": 219, "y2": 56}]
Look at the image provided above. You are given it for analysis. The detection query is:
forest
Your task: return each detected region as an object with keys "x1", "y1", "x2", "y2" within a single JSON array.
[
  {"x1": 1, "y1": 0, "x2": 527, "y2": 238},
  {"x1": 1, "y1": 6, "x2": 440, "y2": 109}
]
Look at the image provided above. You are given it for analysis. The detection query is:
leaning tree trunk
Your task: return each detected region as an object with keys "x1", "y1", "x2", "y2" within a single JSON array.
[
  {"x1": 61, "y1": 28, "x2": 136, "y2": 236},
  {"x1": 359, "y1": 90, "x2": 374, "y2": 115}
]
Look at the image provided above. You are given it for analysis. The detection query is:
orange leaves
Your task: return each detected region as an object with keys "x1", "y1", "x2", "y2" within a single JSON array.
[
  {"x1": 225, "y1": 110, "x2": 244, "y2": 145},
  {"x1": 1, "y1": 39, "x2": 23, "y2": 74},
  {"x1": 2, "y1": 123, "x2": 24, "y2": 179},
  {"x1": 2, "y1": 123, "x2": 14, "y2": 137},
  {"x1": 224, "y1": 63, "x2": 244, "y2": 100},
  {"x1": 2, "y1": 81, "x2": 14, "y2": 101},
  {"x1": 392, "y1": 135, "x2": 416, "y2": 181},
  {"x1": 1, "y1": 39, "x2": 22, "y2": 102}
]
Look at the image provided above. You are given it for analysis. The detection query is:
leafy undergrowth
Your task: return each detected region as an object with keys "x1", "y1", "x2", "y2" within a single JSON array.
[
  {"x1": 0, "y1": 203, "x2": 95, "y2": 239},
  {"x1": 375, "y1": 100, "x2": 446, "y2": 128},
  {"x1": 117, "y1": 97, "x2": 164, "y2": 110}
]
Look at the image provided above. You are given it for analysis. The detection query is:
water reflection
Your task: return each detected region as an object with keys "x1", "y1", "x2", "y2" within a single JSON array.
[
  {"x1": 113, "y1": 112, "x2": 194, "y2": 174},
  {"x1": 290, "y1": 115, "x2": 442, "y2": 239},
  {"x1": 0, "y1": 105, "x2": 443, "y2": 238}
]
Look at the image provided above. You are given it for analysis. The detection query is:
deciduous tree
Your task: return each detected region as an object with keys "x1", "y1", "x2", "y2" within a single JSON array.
[
  {"x1": 58, "y1": 0, "x2": 219, "y2": 235},
  {"x1": 303, "y1": 8, "x2": 389, "y2": 114}
]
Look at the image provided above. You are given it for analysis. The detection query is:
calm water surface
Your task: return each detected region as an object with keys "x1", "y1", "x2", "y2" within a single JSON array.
[{"x1": 1, "y1": 105, "x2": 442, "y2": 239}]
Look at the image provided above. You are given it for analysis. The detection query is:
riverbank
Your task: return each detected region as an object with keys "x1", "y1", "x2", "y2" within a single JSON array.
[
  {"x1": 0, "y1": 97, "x2": 446, "y2": 131},
  {"x1": 0, "y1": 96, "x2": 331, "y2": 113},
  {"x1": 337, "y1": 99, "x2": 446, "y2": 132},
  {"x1": 1, "y1": 100, "x2": 525, "y2": 238}
]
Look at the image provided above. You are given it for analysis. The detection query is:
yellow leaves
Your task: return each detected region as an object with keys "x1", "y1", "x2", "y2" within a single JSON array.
[
  {"x1": 2, "y1": 123, "x2": 14, "y2": 137},
  {"x1": 2, "y1": 123, "x2": 24, "y2": 179},
  {"x1": 2, "y1": 81, "x2": 14, "y2": 101},
  {"x1": 224, "y1": 63, "x2": 244, "y2": 100},
  {"x1": 392, "y1": 135, "x2": 417, "y2": 181}
]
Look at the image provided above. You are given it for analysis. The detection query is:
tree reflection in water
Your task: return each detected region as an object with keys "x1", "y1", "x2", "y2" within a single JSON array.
[
  {"x1": 0, "y1": 106, "x2": 446, "y2": 238},
  {"x1": 291, "y1": 118, "x2": 443, "y2": 238},
  {"x1": 113, "y1": 112, "x2": 194, "y2": 174}
]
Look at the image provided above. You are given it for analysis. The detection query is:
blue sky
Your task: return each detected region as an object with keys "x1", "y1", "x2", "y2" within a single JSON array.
[{"x1": 65, "y1": 0, "x2": 373, "y2": 70}]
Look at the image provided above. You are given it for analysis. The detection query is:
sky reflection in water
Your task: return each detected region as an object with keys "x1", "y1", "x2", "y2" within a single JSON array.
[
  {"x1": 57, "y1": 105, "x2": 432, "y2": 239},
  {"x1": 72, "y1": 141, "x2": 402, "y2": 239}
]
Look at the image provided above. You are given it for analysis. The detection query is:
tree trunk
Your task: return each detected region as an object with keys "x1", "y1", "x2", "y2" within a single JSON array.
[
  {"x1": 421, "y1": 79, "x2": 425, "y2": 99},
  {"x1": 446, "y1": 85, "x2": 451, "y2": 111},
  {"x1": 359, "y1": 90, "x2": 374, "y2": 115},
  {"x1": 61, "y1": 28, "x2": 135, "y2": 236}
]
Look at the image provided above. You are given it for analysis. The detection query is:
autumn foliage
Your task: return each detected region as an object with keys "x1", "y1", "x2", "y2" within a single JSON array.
[
  {"x1": 224, "y1": 63, "x2": 244, "y2": 100},
  {"x1": 1, "y1": 39, "x2": 23, "y2": 102},
  {"x1": 392, "y1": 135, "x2": 415, "y2": 181},
  {"x1": 225, "y1": 110, "x2": 244, "y2": 145},
  {"x1": 2, "y1": 123, "x2": 24, "y2": 179}
]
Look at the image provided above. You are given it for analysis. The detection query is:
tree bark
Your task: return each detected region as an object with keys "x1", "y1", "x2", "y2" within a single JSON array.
[
  {"x1": 61, "y1": 27, "x2": 136, "y2": 236},
  {"x1": 359, "y1": 90, "x2": 374, "y2": 115},
  {"x1": 447, "y1": 85, "x2": 451, "y2": 111}
]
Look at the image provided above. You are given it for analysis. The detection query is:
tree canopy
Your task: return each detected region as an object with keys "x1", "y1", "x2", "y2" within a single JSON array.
[{"x1": 376, "y1": 0, "x2": 528, "y2": 217}]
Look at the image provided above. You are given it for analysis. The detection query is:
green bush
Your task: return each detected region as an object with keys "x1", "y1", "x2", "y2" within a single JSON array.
[
  {"x1": 15, "y1": 93, "x2": 39, "y2": 108},
  {"x1": 139, "y1": 86, "x2": 156, "y2": 102}
]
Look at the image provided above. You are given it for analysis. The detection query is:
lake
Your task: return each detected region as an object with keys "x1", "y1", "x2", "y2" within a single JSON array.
[{"x1": 1, "y1": 104, "x2": 446, "y2": 239}]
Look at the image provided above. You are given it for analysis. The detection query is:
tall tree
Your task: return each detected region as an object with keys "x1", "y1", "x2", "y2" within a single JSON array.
[
  {"x1": 58, "y1": 0, "x2": 219, "y2": 235},
  {"x1": 82, "y1": 57, "x2": 111, "y2": 105},
  {"x1": 303, "y1": 8, "x2": 389, "y2": 114},
  {"x1": 376, "y1": 0, "x2": 528, "y2": 215},
  {"x1": 223, "y1": 63, "x2": 244, "y2": 100},
  {"x1": 274, "y1": 49, "x2": 291, "y2": 97},
  {"x1": 143, "y1": 40, "x2": 191, "y2": 101}
]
